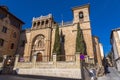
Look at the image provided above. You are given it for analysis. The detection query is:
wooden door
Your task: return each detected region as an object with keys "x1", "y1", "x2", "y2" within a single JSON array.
[{"x1": 36, "y1": 53, "x2": 42, "y2": 61}]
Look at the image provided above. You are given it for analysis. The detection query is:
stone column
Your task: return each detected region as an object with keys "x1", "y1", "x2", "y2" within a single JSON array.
[
  {"x1": 2, "y1": 55, "x2": 7, "y2": 67},
  {"x1": 46, "y1": 26, "x2": 52, "y2": 61},
  {"x1": 76, "y1": 53, "x2": 85, "y2": 80},
  {"x1": 13, "y1": 55, "x2": 19, "y2": 70},
  {"x1": 40, "y1": 21, "x2": 42, "y2": 28},
  {"x1": 75, "y1": 53, "x2": 81, "y2": 68},
  {"x1": 53, "y1": 54, "x2": 57, "y2": 68},
  {"x1": 32, "y1": 54, "x2": 37, "y2": 68},
  {"x1": 85, "y1": 55, "x2": 89, "y2": 63}
]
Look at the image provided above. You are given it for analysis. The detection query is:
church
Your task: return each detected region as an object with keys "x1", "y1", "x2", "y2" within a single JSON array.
[{"x1": 18, "y1": 4, "x2": 95, "y2": 63}]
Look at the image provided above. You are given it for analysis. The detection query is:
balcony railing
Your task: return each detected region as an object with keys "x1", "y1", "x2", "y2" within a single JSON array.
[
  {"x1": 59, "y1": 21, "x2": 73, "y2": 27},
  {"x1": 36, "y1": 55, "x2": 50, "y2": 62},
  {"x1": 57, "y1": 55, "x2": 75, "y2": 61}
]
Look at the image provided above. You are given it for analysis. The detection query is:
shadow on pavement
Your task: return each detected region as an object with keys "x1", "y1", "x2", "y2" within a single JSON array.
[{"x1": 16, "y1": 74, "x2": 81, "y2": 80}]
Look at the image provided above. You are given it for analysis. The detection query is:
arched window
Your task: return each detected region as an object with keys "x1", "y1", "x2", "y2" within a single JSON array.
[
  {"x1": 46, "y1": 20, "x2": 48, "y2": 24},
  {"x1": 41, "y1": 21, "x2": 44, "y2": 25},
  {"x1": 33, "y1": 22, "x2": 36, "y2": 27},
  {"x1": 79, "y1": 11, "x2": 84, "y2": 19},
  {"x1": 37, "y1": 22, "x2": 40, "y2": 26}
]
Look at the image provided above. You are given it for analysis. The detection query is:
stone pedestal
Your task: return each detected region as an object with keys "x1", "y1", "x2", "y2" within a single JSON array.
[
  {"x1": 32, "y1": 54, "x2": 37, "y2": 68},
  {"x1": 75, "y1": 53, "x2": 81, "y2": 68},
  {"x1": 1, "y1": 55, "x2": 7, "y2": 67},
  {"x1": 53, "y1": 54, "x2": 56, "y2": 67},
  {"x1": 85, "y1": 55, "x2": 89, "y2": 63},
  {"x1": 53, "y1": 54, "x2": 56, "y2": 62},
  {"x1": 13, "y1": 55, "x2": 19, "y2": 70}
]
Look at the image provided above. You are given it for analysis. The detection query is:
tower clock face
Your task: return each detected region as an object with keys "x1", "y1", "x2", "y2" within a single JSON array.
[{"x1": 79, "y1": 12, "x2": 84, "y2": 19}]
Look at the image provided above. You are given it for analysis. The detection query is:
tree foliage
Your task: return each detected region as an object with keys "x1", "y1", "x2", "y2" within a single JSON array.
[
  {"x1": 76, "y1": 23, "x2": 86, "y2": 54},
  {"x1": 107, "y1": 51, "x2": 112, "y2": 62},
  {"x1": 52, "y1": 25, "x2": 61, "y2": 55}
]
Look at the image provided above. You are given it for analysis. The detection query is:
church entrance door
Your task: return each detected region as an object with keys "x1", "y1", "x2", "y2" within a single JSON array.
[{"x1": 36, "y1": 53, "x2": 42, "y2": 61}]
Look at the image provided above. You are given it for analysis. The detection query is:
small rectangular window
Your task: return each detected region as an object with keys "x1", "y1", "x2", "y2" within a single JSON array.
[
  {"x1": 10, "y1": 43, "x2": 14, "y2": 49},
  {"x1": 0, "y1": 39, "x2": 4, "y2": 46},
  {"x1": 2, "y1": 26, "x2": 7, "y2": 33}
]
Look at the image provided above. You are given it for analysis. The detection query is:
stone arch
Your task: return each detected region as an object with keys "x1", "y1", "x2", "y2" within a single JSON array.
[
  {"x1": 32, "y1": 34, "x2": 45, "y2": 47},
  {"x1": 41, "y1": 21, "x2": 44, "y2": 25},
  {"x1": 37, "y1": 21, "x2": 40, "y2": 26},
  {"x1": 32, "y1": 34, "x2": 45, "y2": 42},
  {"x1": 79, "y1": 11, "x2": 84, "y2": 19},
  {"x1": 33, "y1": 22, "x2": 36, "y2": 27},
  {"x1": 33, "y1": 50, "x2": 44, "y2": 55},
  {"x1": 31, "y1": 34, "x2": 45, "y2": 59},
  {"x1": 45, "y1": 20, "x2": 48, "y2": 24}
]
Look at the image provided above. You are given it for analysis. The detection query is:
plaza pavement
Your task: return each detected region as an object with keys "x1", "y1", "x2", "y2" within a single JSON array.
[
  {"x1": 0, "y1": 74, "x2": 81, "y2": 80},
  {"x1": 98, "y1": 67, "x2": 120, "y2": 80}
]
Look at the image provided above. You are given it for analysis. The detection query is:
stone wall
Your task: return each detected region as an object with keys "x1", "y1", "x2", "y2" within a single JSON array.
[
  {"x1": 14, "y1": 54, "x2": 82, "y2": 79},
  {"x1": 18, "y1": 69, "x2": 81, "y2": 79},
  {"x1": 16, "y1": 61, "x2": 79, "y2": 69}
]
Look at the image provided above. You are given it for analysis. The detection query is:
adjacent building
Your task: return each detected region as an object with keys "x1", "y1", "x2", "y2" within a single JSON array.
[
  {"x1": 99, "y1": 43, "x2": 104, "y2": 60},
  {"x1": 92, "y1": 36, "x2": 103, "y2": 66},
  {"x1": 0, "y1": 6, "x2": 24, "y2": 57},
  {"x1": 110, "y1": 28, "x2": 120, "y2": 71}
]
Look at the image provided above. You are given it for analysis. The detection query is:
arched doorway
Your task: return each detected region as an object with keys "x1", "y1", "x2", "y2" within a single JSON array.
[{"x1": 36, "y1": 53, "x2": 42, "y2": 61}]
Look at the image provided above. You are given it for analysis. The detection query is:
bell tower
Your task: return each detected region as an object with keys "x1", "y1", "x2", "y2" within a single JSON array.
[
  {"x1": 72, "y1": 4, "x2": 90, "y2": 24},
  {"x1": 72, "y1": 4, "x2": 94, "y2": 64}
]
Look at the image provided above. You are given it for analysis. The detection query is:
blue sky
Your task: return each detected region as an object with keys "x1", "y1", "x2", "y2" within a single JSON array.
[{"x1": 1, "y1": 0, "x2": 120, "y2": 56}]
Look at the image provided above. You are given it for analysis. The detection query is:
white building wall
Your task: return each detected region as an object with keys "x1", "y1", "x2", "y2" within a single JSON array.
[
  {"x1": 99, "y1": 43, "x2": 104, "y2": 60},
  {"x1": 113, "y1": 37, "x2": 119, "y2": 60},
  {"x1": 112, "y1": 30, "x2": 120, "y2": 71},
  {"x1": 116, "y1": 31, "x2": 120, "y2": 71},
  {"x1": 117, "y1": 31, "x2": 120, "y2": 40},
  {"x1": 116, "y1": 60, "x2": 120, "y2": 71}
]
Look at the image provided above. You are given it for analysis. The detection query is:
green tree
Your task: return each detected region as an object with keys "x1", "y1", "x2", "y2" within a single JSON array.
[
  {"x1": 76, "y1": 23, "x2": 86, "y2": 54},
  {"x1": 107, "y1": 51, "x2": 112, "y2": 62},
  {"x1": 52, "y1": 25, "x2": 61, "y2": 55}
]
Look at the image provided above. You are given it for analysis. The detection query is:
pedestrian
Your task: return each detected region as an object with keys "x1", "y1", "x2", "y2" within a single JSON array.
[
  {"x1": 104, "y1": 59, "x2": 110, "y2": 74},
  {"x1": 89, "y1": 69, "x2": 97, "y2": 80}
]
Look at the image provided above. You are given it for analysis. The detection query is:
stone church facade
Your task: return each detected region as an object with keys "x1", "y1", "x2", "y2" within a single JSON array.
[{"x1": 18, "y1": 4, "x2": 94, "y2": 62}]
